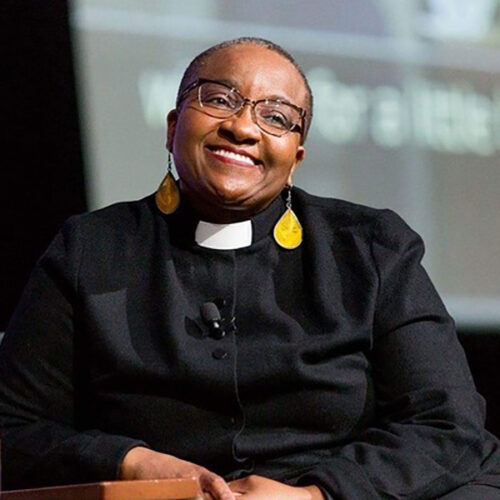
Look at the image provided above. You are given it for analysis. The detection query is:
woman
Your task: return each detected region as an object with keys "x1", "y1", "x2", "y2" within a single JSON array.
[{"x1": 1, "y1": 38, "x2": 499, "y2": 499}]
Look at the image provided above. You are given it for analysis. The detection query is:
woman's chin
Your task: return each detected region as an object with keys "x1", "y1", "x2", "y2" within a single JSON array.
[{"x1": 211, "y1": 180, "x2": 257, "y2": 205}]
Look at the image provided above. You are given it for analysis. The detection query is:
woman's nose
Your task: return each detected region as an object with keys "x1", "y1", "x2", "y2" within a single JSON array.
[{"x1": 218, "y1": 104, "x2": 261, "y2": 143}]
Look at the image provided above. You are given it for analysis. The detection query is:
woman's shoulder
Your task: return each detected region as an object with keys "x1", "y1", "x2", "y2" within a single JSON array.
[
  {"x1": 44, "y1": 195, "x2": 160, "y2": 264},
  {"x1": 60, "y1": 194, "x2": 157, "y2": 238},
  {"x1": 295, "y1": 187, "x2": 398, "y2": 221},
  {"x1": 294, "y1": 187, "x2": 421, "y2": 252}
]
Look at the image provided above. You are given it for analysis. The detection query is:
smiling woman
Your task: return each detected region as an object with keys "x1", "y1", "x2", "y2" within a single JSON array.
[
  {"x1": 1, "y1": 37, "x2": 500, "y2": 500},
  {"x1": 166, "y1": 42, "x2": 307, "y2": 223}
]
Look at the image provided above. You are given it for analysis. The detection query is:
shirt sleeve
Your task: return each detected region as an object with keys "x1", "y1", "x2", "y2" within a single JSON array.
[
  {"x1": 294, "y1": 210, "x2": 488, "y2": 499},
  {"x1": 0, "y1": 218, "x2": 147, "y2": 489}
]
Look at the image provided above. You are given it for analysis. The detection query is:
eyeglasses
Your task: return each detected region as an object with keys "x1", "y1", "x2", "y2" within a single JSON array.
[{"x1": 177, "y1": 78, "x2": 307, "y2": 138}]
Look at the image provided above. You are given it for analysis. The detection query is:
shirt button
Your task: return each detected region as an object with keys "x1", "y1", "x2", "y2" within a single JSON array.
[
  {"x1": 212, "y1": 328, "x2": 226, "y2": 340},
  {"x1": 212, "y1": 348, "x2": 229, "y2": 360}
]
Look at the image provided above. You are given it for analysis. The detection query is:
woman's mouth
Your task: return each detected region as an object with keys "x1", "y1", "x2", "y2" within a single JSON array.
[{"x1": 206, "y1": 146, "x2": 261, "y2": 168}]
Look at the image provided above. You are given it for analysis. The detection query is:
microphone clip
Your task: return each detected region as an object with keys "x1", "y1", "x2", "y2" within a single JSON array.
[{"x1": 200, "y1": 301, "x2": 237, "y2": 339}]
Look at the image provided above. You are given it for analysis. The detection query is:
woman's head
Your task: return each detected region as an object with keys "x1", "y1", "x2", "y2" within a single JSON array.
[
  {"x1": 167, "y1": 38, "x2": 313, "y2": 222},
  {"x1": 175, "y1": 38, "x2": 314, "y2": 138}
]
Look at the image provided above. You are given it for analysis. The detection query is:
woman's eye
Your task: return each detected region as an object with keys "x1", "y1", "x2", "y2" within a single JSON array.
[
  {"x1": 262, "y1": 112, "x2": 289, "y2": 128},
  {"x1": 204, "y1": 94, "x2": 233, "y2": 108}
]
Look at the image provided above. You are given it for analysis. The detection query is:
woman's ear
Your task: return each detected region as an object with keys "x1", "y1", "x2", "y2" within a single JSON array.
[
  {"x1": 166, "y1": 109, "x2": 178, "y2": 152},
  {"x1": 287, "y1": 146, "x2": 306, "y2": 185}
]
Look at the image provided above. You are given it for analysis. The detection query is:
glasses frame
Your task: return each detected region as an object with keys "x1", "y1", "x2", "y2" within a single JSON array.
[{"x1": 176, "y1": 78, "x2": 307, "y2": 138}]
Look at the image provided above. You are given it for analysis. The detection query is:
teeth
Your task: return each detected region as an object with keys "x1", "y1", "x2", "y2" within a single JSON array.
[{"x1": 212, "y1": 148, "x2": 255, "y2": 165}]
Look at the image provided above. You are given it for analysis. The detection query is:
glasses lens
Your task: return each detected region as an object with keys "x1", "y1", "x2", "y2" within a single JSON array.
[
  {"x1": 198, "y1": 83, "x2": 241, "y2": 117},
  {"x1": 255, "y1": 101, "x2": 301, "y2": 135}
]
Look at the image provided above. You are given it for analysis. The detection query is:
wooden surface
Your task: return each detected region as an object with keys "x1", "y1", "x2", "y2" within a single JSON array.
[{"x1": 2, "y1": 478, "x2": 202, "y2": 500}]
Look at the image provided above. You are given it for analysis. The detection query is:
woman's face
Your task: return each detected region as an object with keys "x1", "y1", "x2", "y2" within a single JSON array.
[{"x1": 167, "y1": 44, "x2": 307, "y2": 222}]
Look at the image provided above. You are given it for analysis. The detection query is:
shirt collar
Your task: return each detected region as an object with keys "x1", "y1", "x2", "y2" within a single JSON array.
[
  {"x1": 161, "y1": 192, "x2": 285, "y2": 249},
  {"x1": 195, "y1": 220, "x2": 252, "y2": 250}
]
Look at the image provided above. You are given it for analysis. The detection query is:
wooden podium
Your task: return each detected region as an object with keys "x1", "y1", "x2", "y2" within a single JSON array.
[{"x1": 1, "y1": 478, "x2": 202, "y2": 500}]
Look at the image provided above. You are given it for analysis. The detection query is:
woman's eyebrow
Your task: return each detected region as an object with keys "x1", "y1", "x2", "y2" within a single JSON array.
[
  {"x1": 209, "y1": 77, "x2": 292, "y2": 102},
  {"x1": 209, "y1": 78, "x2": 236, "y2": 88},
  {"x1": 265, "y1": 93, "x2": 292, "y2": 102}
]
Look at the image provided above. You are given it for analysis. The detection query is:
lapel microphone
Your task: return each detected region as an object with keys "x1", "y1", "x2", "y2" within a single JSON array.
[{"x1": 200, "y1": 302, "x2": 226, "y2": 339}]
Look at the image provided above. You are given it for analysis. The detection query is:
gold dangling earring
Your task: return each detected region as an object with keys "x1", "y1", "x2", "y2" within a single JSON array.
[
  {"x1": 155, "y1": 153, "x2": 180, "y2": 214},
  {"x1": 273, "y1": 186, "x2": 303, "y2": 249}
]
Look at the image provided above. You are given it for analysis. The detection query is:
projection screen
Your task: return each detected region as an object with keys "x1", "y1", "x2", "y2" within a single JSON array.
[{"x1": 71, "y1": 0, "x2": 500, "y2": 328}]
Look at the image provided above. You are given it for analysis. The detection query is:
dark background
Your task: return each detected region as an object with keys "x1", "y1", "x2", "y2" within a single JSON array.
[
  {"x1": 2, "y1": 0, "x2": 87, "y2": 330},
  {"x1": 1, "y1": 1, "x2": 499, "y2": 436}
]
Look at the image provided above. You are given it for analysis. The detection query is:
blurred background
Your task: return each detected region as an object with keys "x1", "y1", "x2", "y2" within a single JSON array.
[{"x1": 3, "y1": 0, "x2": 500, "y2": 334}]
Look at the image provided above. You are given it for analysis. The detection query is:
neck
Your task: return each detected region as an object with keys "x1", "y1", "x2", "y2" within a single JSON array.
[{"x1": 180, "y1": 182, "x2": 270, "y2": 224}]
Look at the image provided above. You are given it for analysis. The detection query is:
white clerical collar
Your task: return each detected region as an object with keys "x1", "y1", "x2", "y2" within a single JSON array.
[{"x1": 195, "y1": 219, "x2": 252, "y2": 250}]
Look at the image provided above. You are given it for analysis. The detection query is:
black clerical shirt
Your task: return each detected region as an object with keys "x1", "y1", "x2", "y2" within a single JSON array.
[{"x1": 1, "y1": 189, "x2": 499, "y2": 498}]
